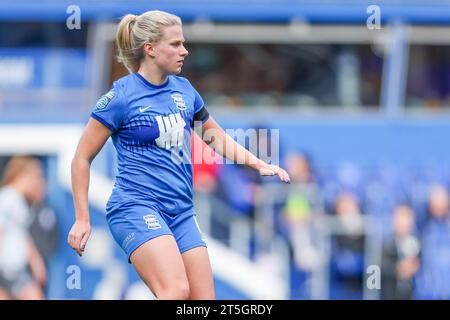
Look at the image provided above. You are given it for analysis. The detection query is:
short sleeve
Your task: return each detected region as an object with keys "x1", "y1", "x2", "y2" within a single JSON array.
[
  {"x1": 193, "y1": 87, "x2": 205, "y2": 114},
  {"x1": 192, "y1": 87, "x2": 209, "y2": 125},
  {"x1": 90, "y1": 84, "x2": 127, "y2": 132}
]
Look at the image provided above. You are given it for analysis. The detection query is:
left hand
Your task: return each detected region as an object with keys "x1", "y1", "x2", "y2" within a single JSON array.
[{"x1": 259, "y1": 163, "x2": 291, "y2": 184}]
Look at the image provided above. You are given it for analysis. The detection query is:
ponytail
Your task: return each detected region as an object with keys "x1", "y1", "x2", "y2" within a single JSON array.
[
  {"x1": 115, "y1": 10, "x2": 182, "y2": 73},
  {"x1": 116, "y1": 14, "x2": 141, "y2": 73}
]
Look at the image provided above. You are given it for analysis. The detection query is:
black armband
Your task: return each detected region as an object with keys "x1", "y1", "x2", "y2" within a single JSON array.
[{"x1": 192, "y1": 106, "x2": 209, "y2": 126}]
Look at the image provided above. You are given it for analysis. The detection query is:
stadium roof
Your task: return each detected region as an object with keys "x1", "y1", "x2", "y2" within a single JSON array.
[{"x1": 0, "y1": 0, "x2": 450, "y2": 24}]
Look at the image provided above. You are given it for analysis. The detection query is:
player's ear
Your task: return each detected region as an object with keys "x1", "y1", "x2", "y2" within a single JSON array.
[{"x1": 143, "y1": 42, "x2": 156, "y2": 58}]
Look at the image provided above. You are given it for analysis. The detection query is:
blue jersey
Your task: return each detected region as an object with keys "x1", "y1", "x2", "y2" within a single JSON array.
[{"x1": 91, "y1": 73, "x2": 209, "y2": 215}]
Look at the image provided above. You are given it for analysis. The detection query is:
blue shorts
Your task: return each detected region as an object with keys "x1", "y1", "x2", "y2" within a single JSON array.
[{"x1": 106, "y1": 204, "x2": 207, "y2": 263}]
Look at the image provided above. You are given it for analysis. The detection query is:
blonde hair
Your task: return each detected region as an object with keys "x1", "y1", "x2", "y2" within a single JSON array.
[
  {"x1": 1, "y1": 155, "x2": 41, "y2": 186},
  {"x1": 116, "y1": 10, "x2": 182, "y2": 73}
]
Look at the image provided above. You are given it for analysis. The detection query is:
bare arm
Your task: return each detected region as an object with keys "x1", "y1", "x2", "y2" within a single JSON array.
[
  {"x1": 68, "y1": 118, "x2": 111, "y2": 256},
  {"x1": 197, "y1": 116, "x2": 290, "y2": 183},
  {"x1": 28, "y1": 235, "x2": 47, "y2": 285}
]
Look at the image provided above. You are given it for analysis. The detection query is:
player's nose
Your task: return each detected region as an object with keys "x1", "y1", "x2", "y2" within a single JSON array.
[{"x1": 180, "y1": 45, "x2": 189, "y2": 57}]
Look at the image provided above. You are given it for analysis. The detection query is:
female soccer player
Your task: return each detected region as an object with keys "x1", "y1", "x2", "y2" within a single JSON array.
[{"x1": 68, "y1": 10, "x2": 290, "y2": 300}]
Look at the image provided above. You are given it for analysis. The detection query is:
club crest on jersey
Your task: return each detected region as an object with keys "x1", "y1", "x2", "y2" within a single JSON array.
[
  {"x1": 171, "y1": 93, "x2": 187, "y2": 110},
  {"x1": 95, "y1": 90, "x2": 115, "y2": 110}
]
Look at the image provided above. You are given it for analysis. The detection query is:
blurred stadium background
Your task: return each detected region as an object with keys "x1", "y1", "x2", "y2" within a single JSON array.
[{"x1": 1, "y1": 0, "x2": 450, "y2": 300}]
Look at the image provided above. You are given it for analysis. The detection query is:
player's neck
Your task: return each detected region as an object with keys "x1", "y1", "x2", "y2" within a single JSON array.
[{"x1": 137, "y1": 65, "x2": 168, "y2": 86}]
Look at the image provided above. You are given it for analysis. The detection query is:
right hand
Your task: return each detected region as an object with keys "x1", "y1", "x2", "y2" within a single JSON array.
[
  {"x1": 258, "y1": 163, "x2": 291, "y2": 184},
  {"x1": 67, "y1": 220, "x2": 91, "y2": 257}
]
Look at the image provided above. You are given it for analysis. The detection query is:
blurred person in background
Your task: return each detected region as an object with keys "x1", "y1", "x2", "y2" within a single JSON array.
[
  {"x1": 216, "y1": 125, "x2": 275, "y2": 220},
  {"x1": 330, "y1": 191, "x2": 365, "y2": 299},
  {"x1": 279, "y1": 152, "x2": 320, "y2": 270},
  {"x1": 68, "y1": 10, "x2": 290, "y2": 300},
  {"x1": 0, "y1": 156, "x2": 47, "y2": 300},
  {"x1": 283, "y1": 152, "x2": 315, "y2": 185},
  {"x1": 27, "y1": 181, "x2": 59, "y2": 297},
  {"x1": 279, "y1": 151, "x2": 321, "y2": 298},
  {"x1": 381, "y1": 204, "x2": 420, "y2": 300},
  {"x1": 212, "y1": 125, "x2": 275, "y2": 257},
  {"x1": 216, "y1": 163, "x2": 261, "y2": 219},
  {"x1": 415, "y1": 185, "x2": 450, "y2": 299}
]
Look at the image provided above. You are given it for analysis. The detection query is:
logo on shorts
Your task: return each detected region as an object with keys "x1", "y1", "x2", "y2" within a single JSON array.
[
  {"x1": 143, "y1": 214, "x2": 162, "y2": 230},
  {"x1": 122, "y1": 232, "x2": 136, "y2": 250}
]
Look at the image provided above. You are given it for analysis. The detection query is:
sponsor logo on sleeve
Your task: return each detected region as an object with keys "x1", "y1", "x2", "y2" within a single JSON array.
[{"x1": 95, "y1": 90, "x2": 116, "y2": 110}]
